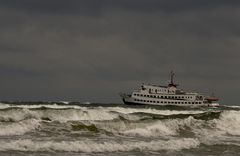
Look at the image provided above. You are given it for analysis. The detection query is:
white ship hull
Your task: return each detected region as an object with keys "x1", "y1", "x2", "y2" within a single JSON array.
[{"x1": 121, "y1": 96, "x2": 219, "y2": 107}]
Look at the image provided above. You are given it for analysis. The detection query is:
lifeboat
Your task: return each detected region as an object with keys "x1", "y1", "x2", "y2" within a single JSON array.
[{"x1": 205, "y1": 97, "x2": 219, "y2": 102}]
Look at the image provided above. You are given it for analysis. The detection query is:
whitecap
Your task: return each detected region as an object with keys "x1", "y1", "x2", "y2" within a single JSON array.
[{"x1": 0, "y1": 138, "x2": 200, "y2": 152}]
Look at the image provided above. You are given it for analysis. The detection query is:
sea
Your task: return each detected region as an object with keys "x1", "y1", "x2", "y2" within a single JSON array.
[{"x1": 0, "y1": 102, "x2": 240, "y2": 156}]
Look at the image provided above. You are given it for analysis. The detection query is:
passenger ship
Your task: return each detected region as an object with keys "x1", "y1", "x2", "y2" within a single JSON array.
[{"x1": 120, "y1": 72, "x2": 219, "y2": 107}]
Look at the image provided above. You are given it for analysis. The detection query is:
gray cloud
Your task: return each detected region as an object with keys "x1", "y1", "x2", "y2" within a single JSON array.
[{"x1": 0, "y1": 1, "x2": 239, "y2": 104}]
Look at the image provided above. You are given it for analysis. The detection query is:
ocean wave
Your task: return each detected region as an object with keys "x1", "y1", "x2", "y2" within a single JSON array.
[
  {"x1": 0, "y1": 104, "x2": 206, "y2": 122},
  {"x1": 0, "y1": 119, "x2": 40, "y2": 136},
  {"x1": 0, "y1": 107, "x2": 119, "y2": 122},
  {"x1": 93, "y1": 116, "x2": 198, "y2": 137},
  {"x1": 91, "y1": 110, "x2": 240, "y2": 138},
  {"x1": 0, "y1": 103, "x2": 239, "y2": 140},
  {"x1": 0, "y1": 138, "x2": 200, "y2": 152}
]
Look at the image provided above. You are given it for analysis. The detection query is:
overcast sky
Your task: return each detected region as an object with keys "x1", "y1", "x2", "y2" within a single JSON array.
[{"x1": 0, "y1": 0, "x2": 239, "y2": 105}]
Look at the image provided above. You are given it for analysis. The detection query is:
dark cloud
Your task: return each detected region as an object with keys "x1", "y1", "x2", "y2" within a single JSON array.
[
  {"x1": 0, "y1": 1, "x2": 239, "y2": 104},
  {"x1": 0, "y1": 0, "x2": 240, "y2": 15}
]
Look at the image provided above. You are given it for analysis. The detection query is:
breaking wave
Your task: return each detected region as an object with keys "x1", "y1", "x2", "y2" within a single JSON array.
[
  {"x1": 0, "y1": 119, "x2": 40, "y2": 136},
  {"x1": 0, "y1": 103, "x2": 206, "y2": 122},
  {"x1": 0, "y1": 103, "x2": 240, "y2": 145},
  {"x1": 0, "y1": 138, "x2": 200, "y2": 152}
]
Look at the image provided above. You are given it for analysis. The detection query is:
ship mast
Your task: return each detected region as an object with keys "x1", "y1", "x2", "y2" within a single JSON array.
[{"x1": 168, "y1": 71, "x2": 177, "y2": 87}]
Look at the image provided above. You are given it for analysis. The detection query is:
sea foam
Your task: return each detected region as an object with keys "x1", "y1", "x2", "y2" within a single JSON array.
[
  {"x1": 0, "y1": 138, "x2": 200, "y2": 152},
  {"x1": 0, "y1": 119, "x2": 40, "y2": 136}
]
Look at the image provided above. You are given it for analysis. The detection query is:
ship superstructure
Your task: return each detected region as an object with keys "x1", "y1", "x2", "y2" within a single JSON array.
[{"x1": 120, "y1": 72, "x2": 219, "y2": 107}]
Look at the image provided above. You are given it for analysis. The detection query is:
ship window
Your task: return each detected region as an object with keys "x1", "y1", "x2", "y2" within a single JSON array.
[{"x1": 157, "y1": 101, "x2": 159, "y2": 103}]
